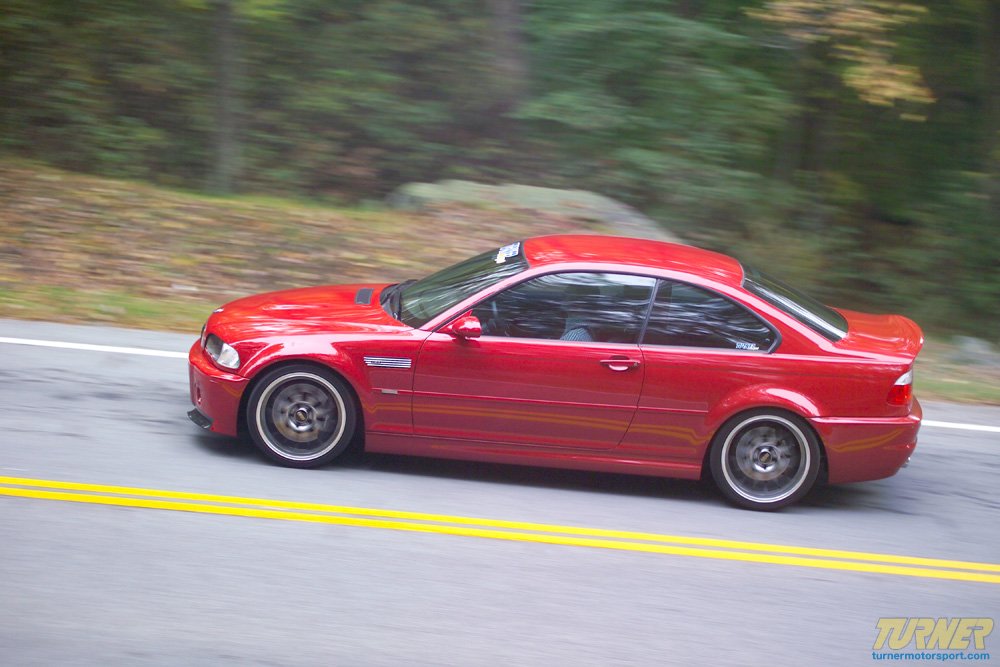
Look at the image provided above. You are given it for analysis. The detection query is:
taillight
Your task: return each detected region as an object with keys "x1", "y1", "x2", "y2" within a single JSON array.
[{"x1": 887, "y1": 369, "x2": 914, "y2": 406}]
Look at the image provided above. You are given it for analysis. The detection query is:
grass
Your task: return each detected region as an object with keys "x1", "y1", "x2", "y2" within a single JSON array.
[
  {"x1": 0, "y1": 284, "x2": 212, "y2": 333},
  {"x1": 0, "y1": 158, "x2": 588, "y2": 320},
  {"x1": 915, "y1": 341, "x2": 1000, "y2": 405},
  {"x1": 2, "y1": 159, "x2": 999, "y2": 405}
]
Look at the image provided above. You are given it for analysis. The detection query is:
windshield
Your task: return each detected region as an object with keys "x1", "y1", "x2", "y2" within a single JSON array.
[
  {"x1": 742, "y1": 264, "x2": 847, "y2": 341},
  {"x1": 394, "y1": 243, "x2": 528, "y2": 327}
]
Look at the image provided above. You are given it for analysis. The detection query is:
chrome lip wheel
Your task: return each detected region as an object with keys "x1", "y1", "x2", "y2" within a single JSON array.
[
  {"x1": 720, "y1": 415, "x2": 811, "y2": 504},
  {"x1": 255, "y1": 373, "x2": 347, "y2": 461}
]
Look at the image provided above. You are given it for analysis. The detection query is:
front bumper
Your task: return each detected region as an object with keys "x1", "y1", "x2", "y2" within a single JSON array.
[
  {"x1": 810, "y1": 398, "x2": 922, "y2": 484},
  {"x1": 187, "y1": 408, "x2": 212, "y2": 430},
  {"x1": 188, "y1": 340, "x2": 249, "y2": 437}
]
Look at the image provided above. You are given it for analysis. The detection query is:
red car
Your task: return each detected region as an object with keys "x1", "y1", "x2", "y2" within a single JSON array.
[{"x1": 188, "y1": 235, "x2": 922, "y2": 510}]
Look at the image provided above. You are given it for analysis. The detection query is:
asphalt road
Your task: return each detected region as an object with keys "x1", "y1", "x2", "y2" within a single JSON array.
[{"x1": 1, "y1": 319, "x2": 998, "y2": 666}]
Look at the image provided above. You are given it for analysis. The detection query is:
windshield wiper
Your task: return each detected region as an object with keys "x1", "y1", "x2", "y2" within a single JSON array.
[
  {"x1": 380, "y1": 283, "x2": 400, "y2": 315},
  {"x1": 393, "y1": 279, "x2": 416, "y2": 319},
  {"x1": 382, "y1": 279, "x2": 416, "y2": 320}
]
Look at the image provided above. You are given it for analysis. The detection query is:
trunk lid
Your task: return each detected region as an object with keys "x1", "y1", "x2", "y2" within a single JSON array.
[{"x1": 836, "y1": 309, "x2": 924, "y2": 360}]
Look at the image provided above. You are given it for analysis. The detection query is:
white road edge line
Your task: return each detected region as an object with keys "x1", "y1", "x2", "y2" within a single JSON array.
[
  {"x1": 1, "y1": 337, "x2": 998, "y2": 433},
  {"x1": 0, "y1": 337, "x2": 188, "y2": 359},
  {"x1": 922, "y1": 420, "x2": 1000, "y2": 434}
]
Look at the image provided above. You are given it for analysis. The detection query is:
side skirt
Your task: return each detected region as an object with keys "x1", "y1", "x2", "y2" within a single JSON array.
[{"x1": 364, "y1": 432, "x2": 703, "y2": 480}]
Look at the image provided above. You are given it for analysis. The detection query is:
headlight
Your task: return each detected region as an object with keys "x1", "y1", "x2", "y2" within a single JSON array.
[{"x1": 204, "y1": 333, "x2": 241, "y2": 370}]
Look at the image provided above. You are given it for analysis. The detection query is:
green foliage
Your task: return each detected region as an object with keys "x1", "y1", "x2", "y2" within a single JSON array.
[
  {"x1": 1, "y1": 0, "x2": 998, "y2": 334},
  {"x1": 516, "y1": 0, "x2": 793, "y2": 241},
  {"x1": 891, "y1": 173, "x2": 1000, "y2": 330}
]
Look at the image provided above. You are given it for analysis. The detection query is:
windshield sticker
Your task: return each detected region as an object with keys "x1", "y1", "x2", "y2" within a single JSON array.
[
  {"x1": 495, "y1": 242, "x2": 521, "y2": 264},
  {"x1": 735, "y1": 341, "x2": 760, "y2": 351}
]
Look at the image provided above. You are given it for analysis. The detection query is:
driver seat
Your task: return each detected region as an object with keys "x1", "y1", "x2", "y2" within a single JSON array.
[{"x1": 560, "y1": 316, "x2": 594, "y2": 342}]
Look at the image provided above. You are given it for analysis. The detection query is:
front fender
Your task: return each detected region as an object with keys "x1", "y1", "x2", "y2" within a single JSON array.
[
  {"x1": 239, "y1": 339, "x2": 366, "y2": 390},
  {"x1": 234, "y1": 335, "x2": 421, "y2": 437}
]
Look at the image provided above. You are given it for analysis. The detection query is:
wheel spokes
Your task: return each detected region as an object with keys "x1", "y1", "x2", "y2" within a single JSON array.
[
  {"x1": 724, "y1": 419, "x2": 809, "y2": 503},
  {"x1": 267, "y1": 380, "x2": 341, "y2": 450}
]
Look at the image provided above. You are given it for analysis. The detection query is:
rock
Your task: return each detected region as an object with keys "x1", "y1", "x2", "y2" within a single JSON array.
[
  {"x1": 948, "y1": 336, "x2": 1000, "y2": 368},
  {"x1": 387, "y1": 180, "x2": 680, "y2": 242}
]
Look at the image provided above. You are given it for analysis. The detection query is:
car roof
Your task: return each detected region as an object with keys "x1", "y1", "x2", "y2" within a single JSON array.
[{"x1": 523, "y1": 235, "x2": 745, "y2": 286}]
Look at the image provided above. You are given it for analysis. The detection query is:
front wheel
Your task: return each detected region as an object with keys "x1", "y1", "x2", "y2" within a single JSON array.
[
  {"x1": 246, "y1": 365, "x2": 357, "y2": 468},
  {"x1": 709, "y1": 411, "x2": 821, "y2": 511}
]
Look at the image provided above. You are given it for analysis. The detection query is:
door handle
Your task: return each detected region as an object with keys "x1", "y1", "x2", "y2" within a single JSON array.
[{"x1": 599, "y1": 357, "x2": 640, "y2": 372}]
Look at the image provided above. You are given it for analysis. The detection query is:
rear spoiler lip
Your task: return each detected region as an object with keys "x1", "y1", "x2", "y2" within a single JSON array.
[{"x1": 836, "y1": 312, "x2": 924, "y2": 362}]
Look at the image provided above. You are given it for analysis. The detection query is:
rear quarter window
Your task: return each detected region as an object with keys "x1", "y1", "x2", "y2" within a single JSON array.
[
  {"x1": 742, "y1": 264, "x2": 847, "y2": 341},
  {"x1": 642, "y1": 280, "x2": 777, "y2": 352}
]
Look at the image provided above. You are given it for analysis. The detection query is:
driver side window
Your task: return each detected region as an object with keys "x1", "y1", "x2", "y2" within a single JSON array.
[{"x1": 473, "y1": 272, "x2": 655, "y2": 344}]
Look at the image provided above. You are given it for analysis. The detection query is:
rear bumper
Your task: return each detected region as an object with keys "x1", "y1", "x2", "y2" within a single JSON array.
[
  {"x1": 810, "y1": 398, "x2": 922, "y2": 484},
  {"x1": 188, "y1": 340, "x2": 248, "y2": 437}
]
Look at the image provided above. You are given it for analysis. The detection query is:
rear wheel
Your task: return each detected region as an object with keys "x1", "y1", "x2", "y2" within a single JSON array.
[
  {"x1": 709, "y1": 410, "x2": 820, "y2": 511},
  {"x1": 246, "y1": 365, "x2": 357, "y2": 468}
]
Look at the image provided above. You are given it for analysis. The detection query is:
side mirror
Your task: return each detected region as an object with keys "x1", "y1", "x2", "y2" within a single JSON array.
[{"x1": 443, "y1": 314, "x2": 482, "y2": 339}]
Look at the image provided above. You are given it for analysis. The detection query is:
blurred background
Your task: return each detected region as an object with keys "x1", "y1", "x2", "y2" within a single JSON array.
[
  {"x1": 4, "y1": 7, "x2": 1000, "y2": 663},
  {"x1": 0, "y1": 0, "x2": 998, "y2": 384}
]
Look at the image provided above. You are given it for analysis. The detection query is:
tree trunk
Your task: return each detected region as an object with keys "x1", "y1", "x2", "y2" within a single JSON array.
[
  {"x1": 210, "y1": 0, "x2": 240, "y2": 194},
  {"x1": 985, "y1": 0, "x2": 1000, "y2": 220},
  {"x1": 775, "y1": 45, "x2": 834, "y2": 180},
  {"x1": 488, "y1": 0, "x2": 528, "y2": 115},
  {"x1": 674, "y1": 0, "x2": 702, "y2": 20}
]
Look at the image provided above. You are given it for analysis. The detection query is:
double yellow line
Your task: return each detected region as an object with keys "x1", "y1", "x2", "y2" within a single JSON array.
[{"x1": 2, "y1": 475, "x2": 998, "y2": 584}]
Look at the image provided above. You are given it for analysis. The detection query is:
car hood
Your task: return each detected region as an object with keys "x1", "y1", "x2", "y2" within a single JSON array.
[
  {"x1": 836, "y1": 309, "x2": 924, "y2": 360},
  {"x1": 208, "y1": 283, "x2": 403, "y2": 340}
]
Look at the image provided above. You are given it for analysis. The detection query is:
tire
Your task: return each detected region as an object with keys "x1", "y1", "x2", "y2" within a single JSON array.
[
  {"x1": 245, "y1": 364, "x2": 358, "y2": 468},
  {"x1": 709, "y1": 410, "x2": 821, "y2": 511}
]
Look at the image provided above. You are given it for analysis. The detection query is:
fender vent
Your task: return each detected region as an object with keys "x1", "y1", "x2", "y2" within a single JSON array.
[
  {"x1": 364, "y1": 356, "x2": 412, "y2": 369},
  {"x1": 355, "y1": 288, "x2": 373, "y2": 305}
]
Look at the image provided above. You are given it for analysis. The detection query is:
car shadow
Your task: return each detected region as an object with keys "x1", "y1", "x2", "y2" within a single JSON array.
[
  {"x1": 186, "y1": 426, "x2": 903, "y2": 512},
  {"x1": 186, "y1": 429, "x2": 916, "y2": 513},
  {"x1": 183, "y1": 419, "x2": 711, "y2": 502},
  {"x1": 344, "y1": 450, "x2": 718, "y2": 505},
  {"x1": 800, "y1": 480, "x2": 919, "y2": 515},
  {"x1": 188, "y1": 430, "x2": 258, "y2": 461}
]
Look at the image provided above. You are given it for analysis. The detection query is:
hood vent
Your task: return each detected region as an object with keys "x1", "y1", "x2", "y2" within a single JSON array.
[{"x1": 354, "y1": 288, "x2": 374, "y2": 305}]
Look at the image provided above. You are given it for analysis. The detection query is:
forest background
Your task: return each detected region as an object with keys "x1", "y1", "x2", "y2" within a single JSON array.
[{"x1": 2, "y1": 0, "x2": 998, "y2": 338}]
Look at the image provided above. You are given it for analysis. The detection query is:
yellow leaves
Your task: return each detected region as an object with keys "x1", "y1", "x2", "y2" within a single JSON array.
[
  {"x1": 750, "y1": 0, "x2": 926, "y2": 40},
  {"x1": 750, "y1": 0, "x2": 934, "y2": 113},
  {"x1": 844, "y1": 58, "x2": 935, "y2": 110}
]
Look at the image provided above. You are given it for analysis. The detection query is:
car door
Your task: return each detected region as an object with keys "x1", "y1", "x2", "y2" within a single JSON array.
[
  {"x1": 625, "y1": 279, "x2": 781, "y2": 461},
  {"x1": 411, "y1": 272, "x2": 656, "y2": 450}
]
